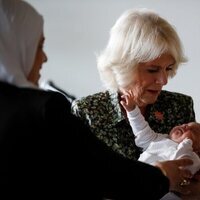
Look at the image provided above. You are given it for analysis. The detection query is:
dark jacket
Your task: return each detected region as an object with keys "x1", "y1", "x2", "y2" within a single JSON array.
[{"x1": 0, "y1": 81, "x2": 169, "y2": 199}]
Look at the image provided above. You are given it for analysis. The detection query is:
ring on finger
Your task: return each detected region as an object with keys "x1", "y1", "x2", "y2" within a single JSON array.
[{"x1": 179, "y1": 179, "x2": 190, "y2": 187}]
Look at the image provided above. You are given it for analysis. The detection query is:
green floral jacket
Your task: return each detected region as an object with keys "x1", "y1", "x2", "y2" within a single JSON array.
[{"x1": 71, "y1": 90, "x2": 195, "y2": 160}]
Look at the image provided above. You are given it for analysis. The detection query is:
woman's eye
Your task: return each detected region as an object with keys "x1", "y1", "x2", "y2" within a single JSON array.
[{"x1": 166, "y1": 67, "x2": 173, "y2": 71}]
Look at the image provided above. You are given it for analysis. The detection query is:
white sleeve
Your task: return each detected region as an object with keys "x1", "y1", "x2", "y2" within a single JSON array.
[
  {"x1": 172, "y1": 138, "x2": 200, "y2": 175},
  {"x1": 127, "y1": 106, "x2": 159, "y2": 150},
  {"x1": 174, "y1": 138, "x2": 194, "y2": 159}
]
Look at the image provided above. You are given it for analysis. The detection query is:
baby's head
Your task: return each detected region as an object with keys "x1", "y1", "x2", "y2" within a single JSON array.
[{"x1": 169, "y1": 122, "x2": 200, "y2": 153}]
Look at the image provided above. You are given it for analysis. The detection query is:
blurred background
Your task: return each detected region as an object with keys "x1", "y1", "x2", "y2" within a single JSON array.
[{"x1": 26, "y1": 0, "x2": 200, "y2": 121}]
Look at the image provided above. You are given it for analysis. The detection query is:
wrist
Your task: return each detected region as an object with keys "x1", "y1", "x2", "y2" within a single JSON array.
[
  {"x1": 159, "y1": 167, "x2": 168, "y2": 177},
  {"x1": 155, "y1": 162, "x2": 168, "y2": 177}
]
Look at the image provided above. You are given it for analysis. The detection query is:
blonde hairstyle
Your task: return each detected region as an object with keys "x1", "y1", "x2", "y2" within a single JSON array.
[{"x1": 97, "y1": 8, "x2": 187, "y2": 92}]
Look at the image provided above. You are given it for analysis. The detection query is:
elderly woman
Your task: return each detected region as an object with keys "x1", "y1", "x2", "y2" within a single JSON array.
[{"x1": 72, "y1": 8, "x2": 199, "y2": 199}]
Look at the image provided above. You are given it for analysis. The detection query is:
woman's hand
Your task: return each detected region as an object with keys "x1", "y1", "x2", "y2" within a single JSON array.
[{"x1": 155, "y1": 159, "x2": 193, "y2": 194}]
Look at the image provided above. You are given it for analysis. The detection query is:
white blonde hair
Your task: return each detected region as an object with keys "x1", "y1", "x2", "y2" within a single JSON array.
[{"x1": 97, "y1": 8, "x2": 187, "y2": 92}]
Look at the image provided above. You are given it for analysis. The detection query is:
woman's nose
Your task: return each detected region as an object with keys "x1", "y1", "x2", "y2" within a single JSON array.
[
  {"x1": 43, "y1": 51, "x2": 48, "y2": 63},
  {"x1": 155, "y1": 72, "x2": 168, "y2": 86}
]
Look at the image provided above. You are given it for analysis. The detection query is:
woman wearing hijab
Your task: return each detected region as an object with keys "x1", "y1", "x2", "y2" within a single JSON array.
[{"x1": 0, "y1": 0, "x2": 194, "y2": 199}]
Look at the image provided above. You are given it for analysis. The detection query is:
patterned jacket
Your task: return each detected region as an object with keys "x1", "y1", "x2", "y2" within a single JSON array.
[{"x1": 72, "y1": 90, "x2": 195, "y2": 160}]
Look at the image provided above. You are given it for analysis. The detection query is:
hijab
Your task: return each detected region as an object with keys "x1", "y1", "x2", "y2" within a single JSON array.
[{"x1": 0, "y1": 0, "x2": 43, "y2": 87}]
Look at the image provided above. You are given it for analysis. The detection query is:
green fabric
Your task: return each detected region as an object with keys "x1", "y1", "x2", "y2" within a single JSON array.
[{"x1": 72, "y1": 90, "x2": 195, "y2": 160}]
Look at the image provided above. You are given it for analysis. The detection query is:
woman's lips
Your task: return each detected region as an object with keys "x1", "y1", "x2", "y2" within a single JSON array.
[{"x1": 146, "y1": 89, "x2": 161, "y2": 95}]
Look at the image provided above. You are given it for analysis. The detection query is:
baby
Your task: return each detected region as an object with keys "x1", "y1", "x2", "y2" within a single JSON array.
[{"x1": 120, "y1": 90, "x2": 200, "y2": 175}]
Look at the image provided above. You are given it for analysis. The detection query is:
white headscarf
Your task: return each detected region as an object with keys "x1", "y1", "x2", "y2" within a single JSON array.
[{"x1": 0, "y1": 0, "x2": 43, "y2": 87}]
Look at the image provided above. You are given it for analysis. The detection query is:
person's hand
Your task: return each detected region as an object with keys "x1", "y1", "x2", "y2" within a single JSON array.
[
  {"x1": 193, "y1": 169, "x2": 200, "y2": 181},
  {"x1": 180, "y1": 178, "x2": 200, "y2": 200},
  {"x1": 155, "y1": 159, "x2": 193, "y2": 194},
  {"x1": 179, "y1": 163, "x2": 200, "y2": 199},
  {"x1": 120, "y1": 90, "x2": 137, "y2": 112}
]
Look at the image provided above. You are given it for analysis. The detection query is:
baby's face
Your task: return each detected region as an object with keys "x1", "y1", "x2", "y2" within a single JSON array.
[
  {"x1": 169, "y1": 124, "x2": 193, "y2": 143},
  {"x1": 169, "y1": 122, "x2": 200, "y2": 154}
]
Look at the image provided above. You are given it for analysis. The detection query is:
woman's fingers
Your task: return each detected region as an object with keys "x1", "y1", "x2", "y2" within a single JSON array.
[
  {"x1": 176, "y1": 158, "x2": 193, "y2": 167},
  {"x1": 177, "y1": 158, "x2": 193, "y2": 179},
  {"x1": 182, "y1": 169, "x2": 193, "y2": 179}
]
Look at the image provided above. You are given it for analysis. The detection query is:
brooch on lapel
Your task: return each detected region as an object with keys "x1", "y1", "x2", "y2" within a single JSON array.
[{"x1": 154, "y1": 111, "x2": 164, "y2": 121}]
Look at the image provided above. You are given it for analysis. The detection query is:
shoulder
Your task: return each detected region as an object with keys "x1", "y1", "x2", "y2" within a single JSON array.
[
  {"x1": 72, "y1": 91, "x2": 110, "y2": 110},
  {"x1": 159, "y1": 90, "x2": 193, "y2": 103},
  {"x1": 19, "y1": 88, "x2": 71, "y2": 112},
  {"x1": 71, "y1": 90, "x2": 119, "y2": 121},
  {"x1": 31, "y1": 89, "x2": 72, "y2": 119},
  {"x1": 157, "y1": 90, "x2": 195, "y2": 118},
  {"x1": 0, "y1": 82, "x2": 71, "y2": 118},
  {"x1": 22, "y1": 89, "x2": 73, "y2": 129},
  {"x1": 158, "y1": 90, "x2": 194, "y2": 108},
  {"x1": 0, "y1": 81, "x2": 69, "y2": 105},
  {"x1": 148, "y1": 90, "x2": 195, "y2": 133}
]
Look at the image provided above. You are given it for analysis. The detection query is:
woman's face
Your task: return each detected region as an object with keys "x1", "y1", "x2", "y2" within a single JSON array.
[
  {"x1": 28, "y1": 34, "x2": 47, "y2": 85},
  {"x1": 124, "y1": 53, "x2": 175, "y2": 107}
]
